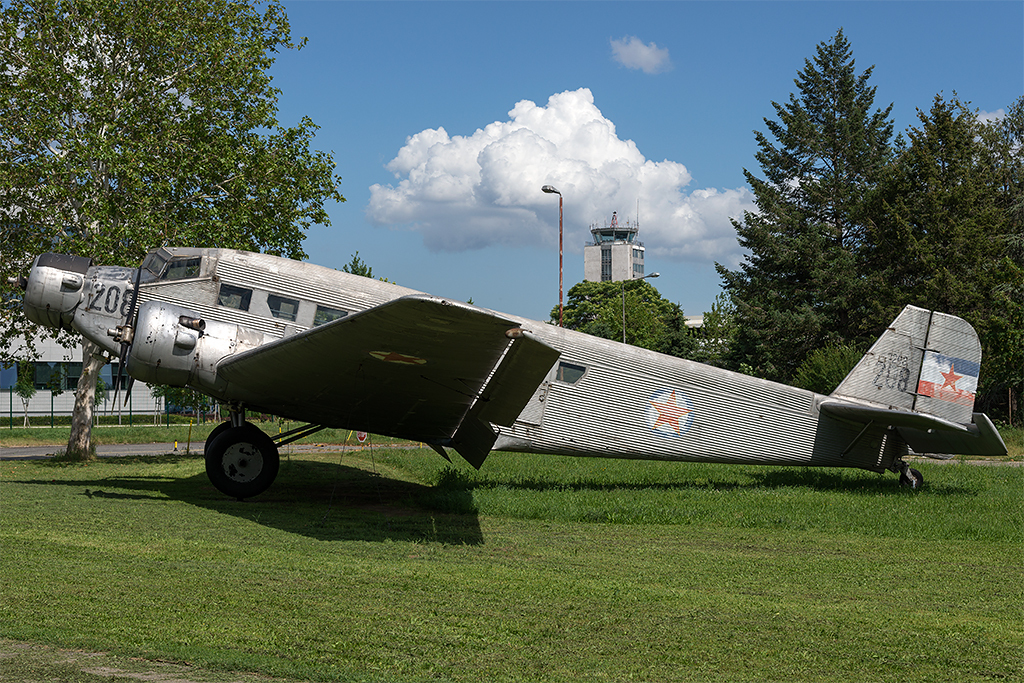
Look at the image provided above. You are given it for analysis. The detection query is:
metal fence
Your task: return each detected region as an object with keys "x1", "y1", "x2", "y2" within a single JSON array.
[{"x1": 3, "y1": 384, "x2": 166, "y2": 427}]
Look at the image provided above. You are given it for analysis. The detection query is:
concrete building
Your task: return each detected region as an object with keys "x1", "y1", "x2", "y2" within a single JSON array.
[
  {"x1": 583, "y1": 212, "x2": 645, "y2": 282},
  {"x1": 1, "y1": 335, "x2": 164, "y2": 424}
]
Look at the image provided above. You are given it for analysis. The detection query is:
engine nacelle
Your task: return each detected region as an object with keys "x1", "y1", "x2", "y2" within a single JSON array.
[
  {"x1": 23, "y1": 253, "x2": 93, "y2": 330},
  {"x1": 126, "y1": 300, "x2": 266, "y2": 392}
]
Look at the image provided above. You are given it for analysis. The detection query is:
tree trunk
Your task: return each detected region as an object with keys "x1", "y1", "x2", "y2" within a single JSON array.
[{"x1": 66, "y1": 339, "x2": 105, "y2": 461}]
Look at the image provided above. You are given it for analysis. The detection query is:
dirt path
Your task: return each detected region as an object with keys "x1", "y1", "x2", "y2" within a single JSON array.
[{"x1": 0, "y1": 640, "x2": 302, "y2": 683}]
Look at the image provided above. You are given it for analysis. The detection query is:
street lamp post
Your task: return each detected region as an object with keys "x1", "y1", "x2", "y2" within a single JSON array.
[
  {"x1": 541, "y1": 185, "x2": 563, "y2": 327},
  {"x1": 622, "y1": 272, "x2": 660, "y2": 344}
]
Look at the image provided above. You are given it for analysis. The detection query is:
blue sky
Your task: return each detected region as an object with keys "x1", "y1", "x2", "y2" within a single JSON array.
[{"x1": 268, "y1": 1, "x2": 1023, "y2": 322}]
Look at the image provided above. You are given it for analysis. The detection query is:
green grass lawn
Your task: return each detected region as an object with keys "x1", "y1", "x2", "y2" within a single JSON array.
[{"x1": 1, "y1": 449, "x2": 1021, "y2": 682}]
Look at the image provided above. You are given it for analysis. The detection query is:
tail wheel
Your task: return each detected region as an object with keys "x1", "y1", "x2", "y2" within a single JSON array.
[
  {"x1": 899, "y1": 466, "x2": 924, "y2": 490},
  {"x1": 205, "y1": 423, "x2": 280, "y2": 500}
]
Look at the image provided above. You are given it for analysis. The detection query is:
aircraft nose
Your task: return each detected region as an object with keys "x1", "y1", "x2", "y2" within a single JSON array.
[{"x1": 22, "y1": 253, "x2": 94, "y2": 330}]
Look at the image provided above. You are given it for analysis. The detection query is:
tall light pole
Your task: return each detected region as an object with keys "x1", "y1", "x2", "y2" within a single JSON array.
[
  {"x1": 541, "y1": 185, "x2": 563, "y2": 327},
  {"x1": 622, "y1": 272, "x2": 660, "y2": 344}
]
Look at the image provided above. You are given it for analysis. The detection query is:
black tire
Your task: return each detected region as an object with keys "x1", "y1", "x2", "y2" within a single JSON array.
[
  {"x1": 899, "y1": 467, "x2": 923, "y2": 490},
  {"x1": 204, "y1": 423, "x2": 280, "y2": 499},
  {"x1": 203, "y1": 420, "x2": 232, "y2": 455}
]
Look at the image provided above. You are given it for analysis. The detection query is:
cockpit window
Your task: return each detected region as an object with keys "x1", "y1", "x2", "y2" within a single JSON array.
[
  {"x1": 314, "y1": 305, "x2": 347, "y2": 327},
  {"x1": 218, "y1": 284, "x2": 252, "y2": 311},
  {"x1": 268, "y1": 294, "x2": 300, "y2": 322},
  {"x1": 141, "y1": 251, "x2": 168, "y2": 279},
  {"x1": 163, "y1": 256, "x2": 202, "y2": 281}
]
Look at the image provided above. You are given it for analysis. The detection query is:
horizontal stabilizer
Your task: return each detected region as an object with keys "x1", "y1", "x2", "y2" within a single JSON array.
[
  {"x1": 819, "y1": 400, "x2": 969, "y2": 433},
  {"x1": 820, "y1": 400, "x2": 1007, "y2": 457}
]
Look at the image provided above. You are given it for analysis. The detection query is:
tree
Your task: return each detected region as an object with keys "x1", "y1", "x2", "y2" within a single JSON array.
[
  {"x1": 865, "y1": 95, "x2": 1024, "y2": 416},
  {"x1": 553, "y1": 279, "x2": 681, "y2": 352},
  {"x1": 790, "y1": 343, "x2": 863, "y2": 395},
  {"x1": 14, "y1": 360, "x2": 36, "y2": 427},
  {"x1": 717, "y1": 29, "x2": 894, "y2": 381},
  {"x1": 687, "y1": 292, "x2": 737, "y2": 368},
  {"x1": 0, "y1": 0, "x2": 344, "y2": 459},
  {"x1": 342, "y1": 252, "x2": 374, "y2": 278}
]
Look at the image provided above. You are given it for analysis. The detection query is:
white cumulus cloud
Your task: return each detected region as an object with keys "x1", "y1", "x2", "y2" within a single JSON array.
[
  {"x1": 367, "y1": 88, "x2": 752, "y2": 265},
  {"x1": 610, "y1": 35, "x2": 672, "y2": 74}
]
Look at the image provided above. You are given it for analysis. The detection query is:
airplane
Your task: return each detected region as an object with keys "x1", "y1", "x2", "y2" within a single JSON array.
[{"x1": 10, "y1": 247, "x2": 1008, "y2": 499}]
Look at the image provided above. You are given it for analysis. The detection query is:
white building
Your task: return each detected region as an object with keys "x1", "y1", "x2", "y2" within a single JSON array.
[{"x1": 1, "y1": 335, "x2": 164, "y2": 423}]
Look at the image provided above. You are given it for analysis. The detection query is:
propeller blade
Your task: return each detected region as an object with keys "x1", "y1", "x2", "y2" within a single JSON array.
[
  {"x1": 123, "y1": 376, "x2": 135, "y2": 406},
  {"x1": 113, "y1": 267, "x2": 144, "y2": 406}
]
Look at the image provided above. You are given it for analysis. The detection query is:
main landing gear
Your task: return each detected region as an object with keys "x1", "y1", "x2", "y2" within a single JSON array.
[{"x1": 203, "y1": 407, "x2": 326, "y2": 500}]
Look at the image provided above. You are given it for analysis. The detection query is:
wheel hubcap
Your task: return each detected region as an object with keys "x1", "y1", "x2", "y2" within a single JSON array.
[{"x1": 222, "y1": 443, "x2": 264, "y2": 483}]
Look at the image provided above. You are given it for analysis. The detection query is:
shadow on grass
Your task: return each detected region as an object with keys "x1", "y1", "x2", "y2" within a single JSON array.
[
  {"x1": 24, "y1": 454, "x2": 484, "y2": 545},
  {"x1": 439, "y1": 462, "x2": 980, "y2": 497}
]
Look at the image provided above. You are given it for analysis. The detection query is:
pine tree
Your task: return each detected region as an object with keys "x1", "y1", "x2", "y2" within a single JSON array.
[
  {"x1": 717, "y1": 29, "x2": 894, "y2": 381},
  {"x1": 866, "y1": 95, "x2": 1024, "y2": 416}
]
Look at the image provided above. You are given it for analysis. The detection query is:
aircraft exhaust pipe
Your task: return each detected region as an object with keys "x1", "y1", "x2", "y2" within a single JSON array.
[
  {"x1": 7, "y1": 275, "x2": 28, "y2": 291},
  {"x1": 179, "y1": 316, "x2": 206, "y2": 334}
]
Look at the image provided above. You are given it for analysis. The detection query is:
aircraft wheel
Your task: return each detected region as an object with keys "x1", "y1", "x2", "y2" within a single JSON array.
[
  {"x1": 205, "y1": 423, "x2": 280, "y2": 500},
  {"x1": 899, "y1": 467, "x2": 923, "y2": 490},
  {"x1": 203, "y1": 420, "x2": 232, "y2": 455}
]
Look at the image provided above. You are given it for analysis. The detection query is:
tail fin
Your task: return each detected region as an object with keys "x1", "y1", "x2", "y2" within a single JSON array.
[{"x1": 831, "y1": 305, "x2": 980, "y2": 426}]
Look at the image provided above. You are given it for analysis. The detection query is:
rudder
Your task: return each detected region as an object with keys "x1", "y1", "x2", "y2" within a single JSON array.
[{"x1": 831, "y1": 305, "x2": 981, "y2": 426}]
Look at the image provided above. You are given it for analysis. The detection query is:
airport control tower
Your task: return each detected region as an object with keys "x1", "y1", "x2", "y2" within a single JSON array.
[{"x1": 583, "y1": 212, "x2": 645, "y2": 282}]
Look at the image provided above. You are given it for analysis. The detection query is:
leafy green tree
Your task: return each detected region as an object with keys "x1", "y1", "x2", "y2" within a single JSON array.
[
  {"x1": 790, "y1": 343, "x2": 863, "y2": 395},
  {"x1": 0, "y1": 0, "x2": 343, "y2": 459},
  {"x1": 865, "y1": 95, "x2": 1024, "y2": 415},
  {"x1": 150, "y1": 384, "x2": 215, "y2": 419},
  {"x1": 554, "y1": 279, "x2": 682, "y2": 352},
  {"x1": 14, "y1": 361, "x2": 36, "y2": 427},
  {"x1": 717, "y1": 29, "x2": 894, "y2": 381},
  {"x1": 342, "y1": 251, "x2": 374, "y2": 278},
  {"x1": 684, "y1": 292, "x2": 737, "y2": 368}
]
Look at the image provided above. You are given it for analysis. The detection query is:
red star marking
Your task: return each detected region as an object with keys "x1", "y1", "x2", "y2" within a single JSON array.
[
  {"x1": 939, "y1": 364, "x2": 963, "y2": 392},
  {"x1": 370, "y1": 351, "x2": 426, "y2": 365},
  {"x1": 650, "y1": 390, "x2": 691, "y2": 434}
]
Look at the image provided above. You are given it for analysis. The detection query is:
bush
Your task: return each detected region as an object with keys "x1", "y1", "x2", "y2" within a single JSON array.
[{"x1": 791, "y1": 343, "x2": 864, "y2": 395}]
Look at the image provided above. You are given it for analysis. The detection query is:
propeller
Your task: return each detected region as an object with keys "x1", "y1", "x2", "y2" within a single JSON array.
[{"x1": 112, "y1": 266, "x2": 143, "y2": 406}]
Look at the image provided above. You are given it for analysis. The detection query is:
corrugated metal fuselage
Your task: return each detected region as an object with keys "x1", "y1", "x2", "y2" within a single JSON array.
[
  {"x1": 499, "y1": 325, "x2": 897, "y2": 473},
  {"x1": 123, "y1": 248, "x2": 893, "y2": 474}
]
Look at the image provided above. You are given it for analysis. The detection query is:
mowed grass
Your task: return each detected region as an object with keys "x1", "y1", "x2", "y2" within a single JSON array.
[{"x1": 0, "y1": 448, "x2": 1021, "y2": 683}]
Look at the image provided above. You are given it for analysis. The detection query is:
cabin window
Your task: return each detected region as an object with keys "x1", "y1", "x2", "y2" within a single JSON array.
[
  {"x1": 163, "y1": 256, "x2": 202, "y2": 281},
  {"x1": 218, "y1": 283, "x2": 252, "y2": 311},
  {"x1": 268, "y1": 294, "x2": 300, "y2": 322},
  {"x1": 313, "y1": 305, "x2": 347, "y2": 327},
  {"x1": 555, "y1": 361, "x2": 587, "y2": 385}
]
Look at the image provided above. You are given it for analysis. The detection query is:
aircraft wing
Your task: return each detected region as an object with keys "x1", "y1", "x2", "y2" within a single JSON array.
[{"x1": 216, "y1": 295, "x2": 560, "y2": 467}]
